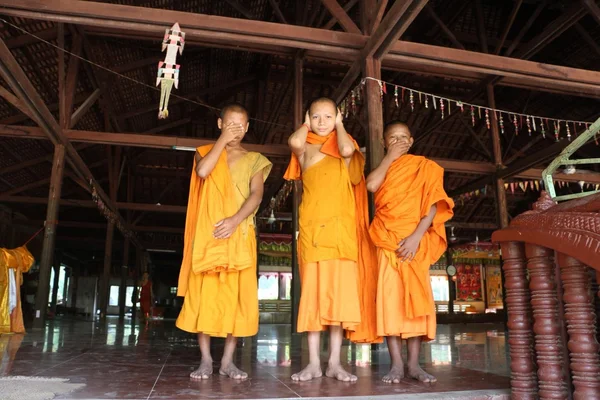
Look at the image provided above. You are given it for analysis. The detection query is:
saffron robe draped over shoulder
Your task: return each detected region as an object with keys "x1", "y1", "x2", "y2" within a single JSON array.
[
  {"x1": 369, "y1": 155, "x2": 454, "y2": 340},
  {"x1": 284, "y1": 131, "x2": 380, "y2": 344},
  {"x1": 176, "y1": 145, "x2": 272, "y2": 337},
  {"x1": 0, "y1": 246, "x2": 34, "y2": 334}
]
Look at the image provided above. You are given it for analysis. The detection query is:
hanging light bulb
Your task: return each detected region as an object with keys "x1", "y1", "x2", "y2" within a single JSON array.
[{"x1": 267, "y1": 210, "x2": 276, "y2": 224}]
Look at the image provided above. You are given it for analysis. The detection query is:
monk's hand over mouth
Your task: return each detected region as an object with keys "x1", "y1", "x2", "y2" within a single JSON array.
[
  {"x1": 396, "y1": 233, "x2": 421, "y2": 262},
  {"x1": 386, "y1": 141, "x2": 410, "y2": 161},
  {"x1": 222, "y1": 122, "x2": 245, "y2": 143},
  {"x1": 213, "y1": 216, "x2": 240, "y2": 239}
]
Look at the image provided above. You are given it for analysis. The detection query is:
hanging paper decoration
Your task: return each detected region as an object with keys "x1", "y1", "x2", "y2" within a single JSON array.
[
  {"x1": 156, "y1": 23, "x2": 185, "y2": 119},
  {"x1": 457, "y1": 101, "x2": 464, "y2": 113},
  {"x1": 513, "y1": 114, "x2": 519, "y2": 135},
  {"x1": 566, "y1": 122, "x2": 572, "y2": 141},
  {"x1": 409, "y1": 90, "x2": 414, "y2": 111},
  {"x1": 541, "y1": 118, "x2": 546, "y2": 138},
  {"x1": 499, "y1": 113, "x2": 505, "y2": 134},
  {"x1": 440, "y1": 98, "x2": 445, "y2": 119},
  {"x1": 526, "y1": 116, "x2": 532, "y2": 136},
  {"x1": 394, "y1": 85, "x2": 399, "y2": 108},
  {"x1": 470, "y1": 106, "x2": 475, "y2": 126},
  {"x1": 554, "y1": 121, "x2": 560, "y2": 141},
  {"x1": 485, "y1": 109, "x2": 490, "y2": 130},
  {"x1": 424, "y1": 95, "x2": 429, "y2": 109}
]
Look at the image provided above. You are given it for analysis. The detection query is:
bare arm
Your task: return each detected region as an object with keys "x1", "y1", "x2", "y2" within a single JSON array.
[
  {"x1": 195, "y1": 136, "x2": 228, "y2": 178},
  {"x1": 232, "y1": 172, "x2": 265, "y2": 224},
  {"x1": 413, "y1": 204, "x2": 437, "y2": 238},
  {"x1": 366, "y1": 141, "x2": 411, "y2": 192},
  {"x1": 335, "y1": 112, "x2": 355, "y2": 159},
  {"x1": 213, "y1": 171, "x2": 265, "y2": 239},
  {"x1": 288, "y1": 112, "x2": 310, "y2": 158},
  {"x1": 196, "y1": 122, "x2": 244, "y2": 178},
  {"x1": 397, "y1": 203, "x2": 438, "y2": 261},
  {"x1": 366, "y1": 154, "x2": 394, "y2": 192}
]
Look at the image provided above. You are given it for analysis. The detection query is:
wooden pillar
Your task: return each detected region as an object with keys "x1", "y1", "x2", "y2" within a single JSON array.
[
  {"x1": 525, "y1": 245, "x2": 569, "y2": 398},
  {"x1": 98, "y1": 221, "x2": 114, "y2": 320},
  {"x1": 290, "y1": 53, "x2": 303, "y2": 333},
  {"x1": 363, "y1": 57, "x2": 384, "y2": 218},
  {"x1": 558, "y1": 254, "x2": 600, "y2": 400},
  {"x1": 131, "y1": 247, "x2": 141, "y2": 325},
  {"x1": 119, "y1": 167, "x2": 133, "y2": 321},
  {"x1": 50, "y1": 253, "x2": 61, "y2": 314},
  {"x1": 500, "y1": 241, "x2": 537, "y2": 399},
  {"x1": 445, "y1": 246, "x2": 455, "y2": 315},
  {"x1": 486, "y1": 84, "x2": 509, "y2": 229},
  {"x1": 33, "y1": 144, "x2": 65, "y2": 330},
  {"x1": 362, "y1": 57, "x2": 384, "y2": 173},
  {"x1": 118, "y1": 238, "x2": 130, "y2": 321}
]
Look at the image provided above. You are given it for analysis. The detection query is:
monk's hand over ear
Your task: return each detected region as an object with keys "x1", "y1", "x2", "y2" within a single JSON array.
[
  {"x1": 386, "y1": 141, "x2": 410, "y2": 161},
  {"x1": 213, "y1": 216, "x2": 240, "y2": 239},
  {"x1": 221, "y1": 122, "x2": 244, "y2": 143},
  {"x1": 335, "y1": 108, "x2": 344, "y2": 127},
  {"x1": 396, "y1": 233, "x2": 421, "y2": 262}
]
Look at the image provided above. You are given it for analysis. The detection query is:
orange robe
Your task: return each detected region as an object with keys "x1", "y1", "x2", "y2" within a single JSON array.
[
  {"x1": 369, "y1": 155, "x2": 454, "y2": 341},
  {"x1": 176, "y1": 145, "x2": 272, "y2": 337},
  {"x1": 0, "y1": 246, "x2": 34, "y2": 334},
  {"x1": 285, "y1": 131, "x2": 380, "y2": 343}
]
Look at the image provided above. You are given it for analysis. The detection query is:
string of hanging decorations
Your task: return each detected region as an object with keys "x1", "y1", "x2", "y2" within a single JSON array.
[
  {"x1": 340, "y1": 77, "x2": 597, "y2": 143},
  {"x1": 455, "y1": 179, "x2": 600, "y2": 206},
  {"x1": 260, "y1": 180, "x2": 294, "y2": 219},
  {"x1": 91, "y1": 182, "x2": 136, "y2": 239}
]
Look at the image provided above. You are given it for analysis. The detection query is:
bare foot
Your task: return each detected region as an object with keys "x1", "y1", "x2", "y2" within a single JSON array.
[
  {"x1": 408, "y1": 365, "x2": 436, "y2": 383},
  {"x1": 190, "y1": 359, "x2": 213, "y2": 380},
  {"x1": 326, "y1": 363, "x2": 357, "y2": 382},
  {"x1": 219, "y1": 362, "x2": 248, "y2": 380},
  {"x1": 291, "y1": 363, "x2": 323, "y2": 381},
  {"x1": 382, "y1": 365, "x2": 404, "y2": 383}
]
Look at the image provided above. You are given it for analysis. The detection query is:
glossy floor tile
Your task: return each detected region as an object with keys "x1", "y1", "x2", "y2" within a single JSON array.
[{"x1": 0, "y1": 317, "x2": 511, "y2": 399}]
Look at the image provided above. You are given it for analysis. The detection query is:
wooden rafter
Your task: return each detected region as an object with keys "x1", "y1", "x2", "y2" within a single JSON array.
[
  {"x1": 1, "y1": 124, "x2": 596, "y2": 185},
  {"x1": 504, "y1": 1, "x2": 546, "y2": 57},
  {"x1": 512, "y1": 2, "x2": 586, "y2": 60},
  {"x1": 425, "y1": 4, "x2": 464, "y2": 50},
  {"x1": 1, "y1": 1, "x2": 598, "y2": 97},
  {"x1": 267, "y1": 0, "x2": 288, "y2": 24},
  {"x1": 322, "y1": 0, "x2": 359, "y2": 30},
  {"x1": 582, "y1": 0, "x2": 600, "y2": 26},
  {"x1": 0, "y1": 36, "x2": 142, "y2": 248},
  {"x1": 333, "y1": 0, "x2": 429, "y2": 102},
  {"x1": 223, "y1": 0, "x2": 255, "y2": 20},
  {"x1": 320, "y1": 0, "x2": 361, "y2": 34},
  {"x1": 494, "y1": 0, "x2": 523, "y2": 55}
]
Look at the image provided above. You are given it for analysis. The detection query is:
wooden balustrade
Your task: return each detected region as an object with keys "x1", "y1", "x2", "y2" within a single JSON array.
[{"x1": 492, "y1": 191, "x2": 600, "y2": 400}]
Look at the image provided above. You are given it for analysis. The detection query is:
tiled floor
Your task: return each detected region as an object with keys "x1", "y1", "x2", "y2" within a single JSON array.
[{"x1": 0, "y1": 318, "x2": 511, "y2": 399}]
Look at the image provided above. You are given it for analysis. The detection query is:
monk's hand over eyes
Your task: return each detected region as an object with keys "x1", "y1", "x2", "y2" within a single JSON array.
[
  {"x1": 396, "y1": 233, "x2": 421, "y2": 262},
  {"x1": 386, "y1": 141, "x2": 410, "y2": 161},
  {"x1": 213, "y1": 216, "x2": 240, "y2": 239},
  {"x1": 221, "y1": 122, "x2": 245, "y2": 143}
]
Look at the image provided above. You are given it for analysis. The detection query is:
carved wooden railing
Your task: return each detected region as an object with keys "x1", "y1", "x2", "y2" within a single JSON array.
[{"x1": 492, "y1": 191, "x2": 600, "y2": 400}]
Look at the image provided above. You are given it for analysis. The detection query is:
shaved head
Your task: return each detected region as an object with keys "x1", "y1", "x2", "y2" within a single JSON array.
[
  {"x1": 308, "y1": 97, "x2": 337, "y2": 115},
  {"x1": 220, "y1": 103, "x2": 249, "y2": 122}
]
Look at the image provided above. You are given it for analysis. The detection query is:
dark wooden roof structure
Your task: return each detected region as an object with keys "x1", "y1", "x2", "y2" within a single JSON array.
[{"x1": 0, "y1": 0, "x2": 599, "y2": 282}]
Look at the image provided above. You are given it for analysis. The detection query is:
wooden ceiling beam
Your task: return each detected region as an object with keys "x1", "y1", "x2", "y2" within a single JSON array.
[
  {"x1": 582, "y1": 0, "x2": 600, "y2": 26},
  {"x1": 425, "y1": 4, "x2": 465, "y2": 50},
  {"x1": 512, "y1": 2, "x2": 586, "y2": 60},
  {"x1": 267, "y1": 0, "x2": 288, "y2": 24},
  {"x1": 504, "y1": 1, "x2": 546, "y2": 57},
  {"x1": 69, "y1": 88, "x2": 101, "y2": 128},
  {"x1": 494, "y1": 0, "x2": 523, "y2": 55},
  {"x1": 5, "y1": 27, "x2": 59, "y2": 48},
  {"x1": 322, "y1": 0, "x2": 359, "y2": 30},
  {"x1": 333, "y1": 0, "x2": 428, "y2": 102},
  {"x1": 574, "y1": 23, "x2": 600, "y2": 57},
  {"x1": 0, "y1": 85, "x2": 35, "y2": 119},
  {"x1": 1, "y1": 123, "x2": 595, "y2": 187},
  {"x1": 0, "y1": 35, "x2": 141, "y2": 248},
  {"x1": 223, "y1": 0, "x2": 255, "y2": 20},
  {"x1": 319, "y1": 0, "x2": 361, "y2": 34},
  {"x1": 0, "y1": 195, "x2": 187, "y2": 213},
  {"x1": 2, "y1": 0, "x2": 598, "y2": 98},
  {"x1": 61, "y1": 32, "x2": 83, "y2": 128}
]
